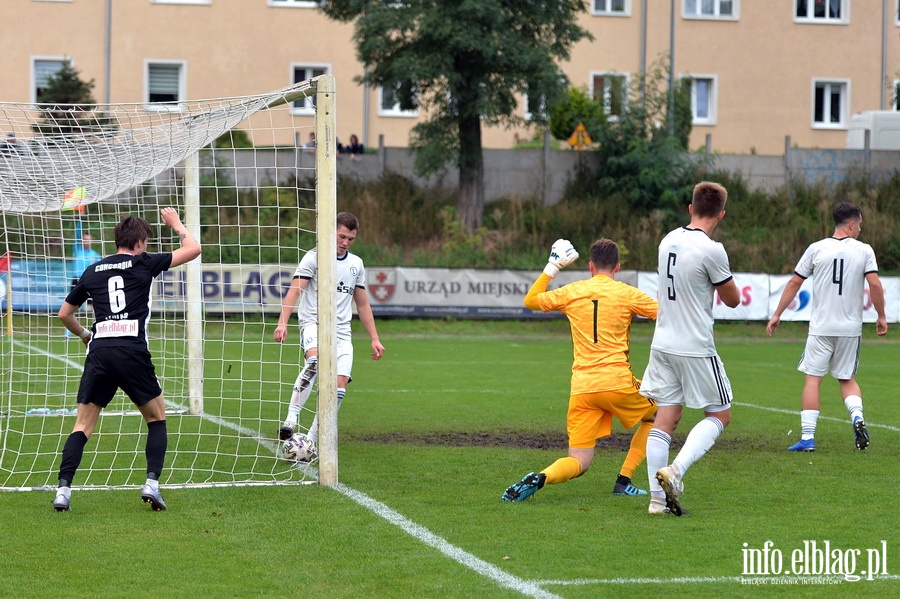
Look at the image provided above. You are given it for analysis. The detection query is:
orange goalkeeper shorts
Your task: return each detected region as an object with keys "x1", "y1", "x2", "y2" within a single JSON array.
[{"x1": 566, "y1": 386, "x2": 656, "y2": 449}]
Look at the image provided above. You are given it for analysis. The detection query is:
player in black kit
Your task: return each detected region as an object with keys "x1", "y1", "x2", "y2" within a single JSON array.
[{"x1": 52, "y1": 208, "x2": 201, "y2": 512}]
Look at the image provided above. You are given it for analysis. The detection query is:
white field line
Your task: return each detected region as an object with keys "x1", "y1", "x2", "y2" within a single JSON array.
[
  {"x1": 733, "y1": 401, "x2": 900, "y2": 433},
  {"x1": 15, "y1": 339, "x2": 558, "y2": 598},
  {"x1": 333, "y1": 484, "x2": 561, "y2": 599},
  {"x1": 19, "y1": 339, "x2": 898, "y2": 595}
]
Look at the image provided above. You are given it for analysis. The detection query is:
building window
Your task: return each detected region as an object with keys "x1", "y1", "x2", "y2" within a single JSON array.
[
  {"x1": 33, "y1": 58, "x2": 67, "y2": 103},
  {"x1": 683, "y1": 75, "x2": 717, "y2": 125},
  {"x1": 893, "y1": 79, "x2": 900, "y2": 110},
  {"x1": 684, "y1": 0, "x2": 737, "y2": 20},
  {"x1": 812, "y1": 79, "x2": 848, "y2": 128},
  {"x1": 592, "y1": 73, "x2": 628, "y2": 118},
  {"x1": 795, "y1": 0, "x2": 846, "y2": 23},
  {"x1": 291, "y1": 65, "x2": 328, "y2": 114},
  {"x1": 592, "y1": 0, "x2": 629, "y2": 16},
  {"x1": 268, "y1": 0, "x2": 317, "y2": 6},
  {"x1": 379, "y1": 82, "x2": 418, "y2": 117},
  {"x1": 146, "y1": 61, "x2": 185, "y2": 110}
]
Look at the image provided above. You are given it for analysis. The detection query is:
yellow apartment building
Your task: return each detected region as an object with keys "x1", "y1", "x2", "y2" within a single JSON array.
[{"x1": 1, "y1": 0, "x2": 899, "y2": 155}]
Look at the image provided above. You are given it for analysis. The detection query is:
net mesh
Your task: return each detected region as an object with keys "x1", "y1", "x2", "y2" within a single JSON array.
[{"x1": 0, "y1": 77, "x2": 332, "y2": 490}]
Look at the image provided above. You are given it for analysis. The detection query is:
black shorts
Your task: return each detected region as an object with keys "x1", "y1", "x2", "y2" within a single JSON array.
[{"x1": 77, "y1": 346, "x2": 163, "y2": 408}]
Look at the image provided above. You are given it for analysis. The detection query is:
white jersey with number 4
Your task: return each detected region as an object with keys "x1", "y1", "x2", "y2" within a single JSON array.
[
  {"x1": 651, "y1": 227, "x2": 733, "y2": 358},
  {"x1": 795, "y1": 237, "x2": 877, "y2": 337},
  {"x1": 293, "y1": 248, "x2": 367, "y2": 340}
]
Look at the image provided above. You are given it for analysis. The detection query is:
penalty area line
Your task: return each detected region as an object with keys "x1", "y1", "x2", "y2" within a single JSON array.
[{"x1": 333, "y1": 483, "x2": 561, "y2": 599}]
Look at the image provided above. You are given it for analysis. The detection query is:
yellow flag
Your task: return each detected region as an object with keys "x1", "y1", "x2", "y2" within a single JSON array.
[{"x1": 61, "y1": 187, "x2": 87, "y2": 211}]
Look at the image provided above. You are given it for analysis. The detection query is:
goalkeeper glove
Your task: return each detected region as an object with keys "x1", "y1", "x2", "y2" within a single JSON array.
[{"x1": 544, "y1": 239, "x2": 579, "y2": 278}]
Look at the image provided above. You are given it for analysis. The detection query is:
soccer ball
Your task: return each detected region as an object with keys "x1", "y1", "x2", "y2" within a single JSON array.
[{"x1": 282, "y1": 433, "x2": 316, "y2": 462}]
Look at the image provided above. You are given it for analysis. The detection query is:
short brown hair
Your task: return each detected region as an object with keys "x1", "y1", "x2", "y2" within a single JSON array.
[
  {"x1": 114, "y1": 215, "x2": 153, "y2": 250},
  {"x1": 337, "y1": 211, "x2": 359, "y2": 232},
  {"x1": 590, "y1": 238, "x2": 619, "y2": 270},
  {"x1": 691, "y1": 181, "x2": 728, "y2": 218},
  {"x1": 833, "y1": 202, "x2": 862, "y2": 226}
]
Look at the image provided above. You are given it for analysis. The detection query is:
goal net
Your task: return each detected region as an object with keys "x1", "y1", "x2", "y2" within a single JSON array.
[{"x1": 0, "y1": 75, "x2": 338, "y2": 492}]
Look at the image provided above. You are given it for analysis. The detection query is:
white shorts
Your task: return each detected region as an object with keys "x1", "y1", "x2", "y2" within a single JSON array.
[
  {"x1": 640, "y1": 349, "x2": 733, "y2": 411},
  {"x1": 798, "y1": 335, "x2": 860, "y2": 380},
  {"x1": 301, "y1": 324, "x2": 354, "y2": 380}
]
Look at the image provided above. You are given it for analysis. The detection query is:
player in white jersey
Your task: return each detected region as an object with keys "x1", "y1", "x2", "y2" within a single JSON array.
[
  {"x1": 767, "y1": 202, "x2": 887, "y2": 452},
  {"x1": 640, "y1": 182, "x2": 741, "y2": 516},
  {"x1": 273, "y1": 212, "x2": 385, "y2": 449}
]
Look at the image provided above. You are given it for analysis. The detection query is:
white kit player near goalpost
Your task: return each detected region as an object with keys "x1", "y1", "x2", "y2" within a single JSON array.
[{"x1": 273, "y1": 212, "x2": 385, "y2": 451}]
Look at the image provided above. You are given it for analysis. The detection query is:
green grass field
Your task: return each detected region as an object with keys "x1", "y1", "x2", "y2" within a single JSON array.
[{"x1": 1, "y1": 319, "x2": 897, "y2": 598}]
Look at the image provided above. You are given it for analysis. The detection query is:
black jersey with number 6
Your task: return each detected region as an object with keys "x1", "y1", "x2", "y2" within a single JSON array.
[{"x1": 65, "y1": 252, "x2": 173, "y2": 348}]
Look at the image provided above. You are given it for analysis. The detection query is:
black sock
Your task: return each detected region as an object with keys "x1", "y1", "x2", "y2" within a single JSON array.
[
  {"x1": 58, "y1": 431, "x2": 89, "y2": 486},
  {"x1": 145, "y1": 420, "x2": 167, "y2": 480},
  {"x1": 615, "y1": 474, "x2": 631, "y2": 486}
]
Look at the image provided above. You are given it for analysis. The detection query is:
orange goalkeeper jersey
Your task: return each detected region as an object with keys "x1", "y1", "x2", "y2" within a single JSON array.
[{"x1": 526, "y1": 273, "x2": 658, "y2": 395}]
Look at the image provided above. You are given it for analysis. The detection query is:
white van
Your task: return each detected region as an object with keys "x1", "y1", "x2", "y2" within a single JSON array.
[{"x1": 846, "y1": 111, "x2": 900, "y2": 150}]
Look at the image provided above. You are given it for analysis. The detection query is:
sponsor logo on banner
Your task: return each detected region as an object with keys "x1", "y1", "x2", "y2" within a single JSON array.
[{"x1": 369, "y1": 269, "x2": 396, "y2": 303}]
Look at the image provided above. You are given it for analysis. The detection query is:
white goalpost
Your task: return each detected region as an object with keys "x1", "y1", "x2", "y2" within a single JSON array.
[{"x1": 0, "y1": 75, "x2": 338, "y2": 491}]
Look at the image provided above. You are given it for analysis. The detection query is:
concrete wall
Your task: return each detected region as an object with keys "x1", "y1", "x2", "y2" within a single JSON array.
[{"x1": 187, "y1": 142, "x2": 900, "y2": 206}]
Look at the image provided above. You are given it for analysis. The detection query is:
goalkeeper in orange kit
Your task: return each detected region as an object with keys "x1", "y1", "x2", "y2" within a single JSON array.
[{"x1": 503, "y1": 238, "x2": 658, "y2": 501}]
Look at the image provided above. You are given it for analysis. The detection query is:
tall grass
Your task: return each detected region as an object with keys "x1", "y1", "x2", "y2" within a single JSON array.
[{"x1": 338, "y1": 168, "x2": 899, "y2": 273}]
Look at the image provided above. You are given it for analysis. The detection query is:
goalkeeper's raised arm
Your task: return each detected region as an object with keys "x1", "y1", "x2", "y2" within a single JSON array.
[{"x1": 524, "y1": 239, "x2": 578, "y2": 310}]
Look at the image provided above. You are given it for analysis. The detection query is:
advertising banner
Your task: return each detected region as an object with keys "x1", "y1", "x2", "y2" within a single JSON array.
[{"x1": 4, "y1": 261, "x2": 898, "y2": 322}]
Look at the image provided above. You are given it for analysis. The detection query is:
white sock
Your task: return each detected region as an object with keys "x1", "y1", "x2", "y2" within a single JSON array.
[
  {"x1": 672, "y1": 417, "x2": 724, "y2": 476},
  {"x1": 285, "y1": 357, "x2": 318, "y2": 424},
  {"x1": 800, "y1": 409, "x2": 819, "y2": 440},
  {"x1": 308, "y1": 388, "x2": 344, "y2": 445},
  {"x1": 843, "y1": 395, "x2": 863, "y2": 422},
  {"x1": 646, "y1": 428, "x2": 671, "y2": 494}
]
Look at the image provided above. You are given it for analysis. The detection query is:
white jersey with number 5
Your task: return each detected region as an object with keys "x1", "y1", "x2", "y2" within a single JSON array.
[
  {"x1": 651, "y1": 227, "x2": 733, "y2": 358},
  {"x1": 293, "y1": 248, "x2": 366, "y2": 340},
  {"x1": 795, "y1": 237, "x2": 877, "y2": 337}
]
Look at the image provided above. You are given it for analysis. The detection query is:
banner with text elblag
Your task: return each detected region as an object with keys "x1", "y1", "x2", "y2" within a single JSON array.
[
  {"x1": 9, "y1": 262, "x2": 896, "y2": 321},
  {"x1": 741, "y1": 539, "x2": 890, "y2": 584}
]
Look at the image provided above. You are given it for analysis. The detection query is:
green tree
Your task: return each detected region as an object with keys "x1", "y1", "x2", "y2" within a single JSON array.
[
  {"x1": 548, "y1": 86, "x2": 608, "y2": 142},
  {"x1": 32, "y1": 61, "x2": 115, "y2": 139},
  {"x1": 589, "y1": 55, "x2": 699, "y2": 216},
  {"x1": 321, "y1": 0, "x2": 592, "y2": 232}
]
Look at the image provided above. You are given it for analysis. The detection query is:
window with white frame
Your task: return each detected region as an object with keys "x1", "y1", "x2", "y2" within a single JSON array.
[
  {"x1": 795, "y1": 0, "x2": 846, "y2": 23},
  {"x1": 893, "y1": 79, "x2": 900, "y2": 110},
  {"x1": 33, "y1": 58, "x2": 67, "y2": 103},
  {"x1": 146, "y1": 61, "x2": 185, "y2": 109},
  {"x1": 268, "y1": 0, "x2": 317, "y2": 7},
  {"x1": 523, "y1": 94, "x2": 546, "y2": 121},
  {"x1": 591, "y1": 72, "x2": 628, "y2": 118},
  {"x1": 379, "y1": 82, "x2": 419, "y2": 117},
  {"x1": 684, "y1": 0, "x2": 737, "y2": 20},
  {"x1": 592, "y1": 0, "x2": 629, "y2": 16},
  {"x1": 291, "y1": 65, "x2": 328, "y2": 113},
  {"x1": 812, "y1": 79, "x2": 848, "y2": 127},
  {"x1": 682, "y1": 75, "x2": 717, "y2": 125}
]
